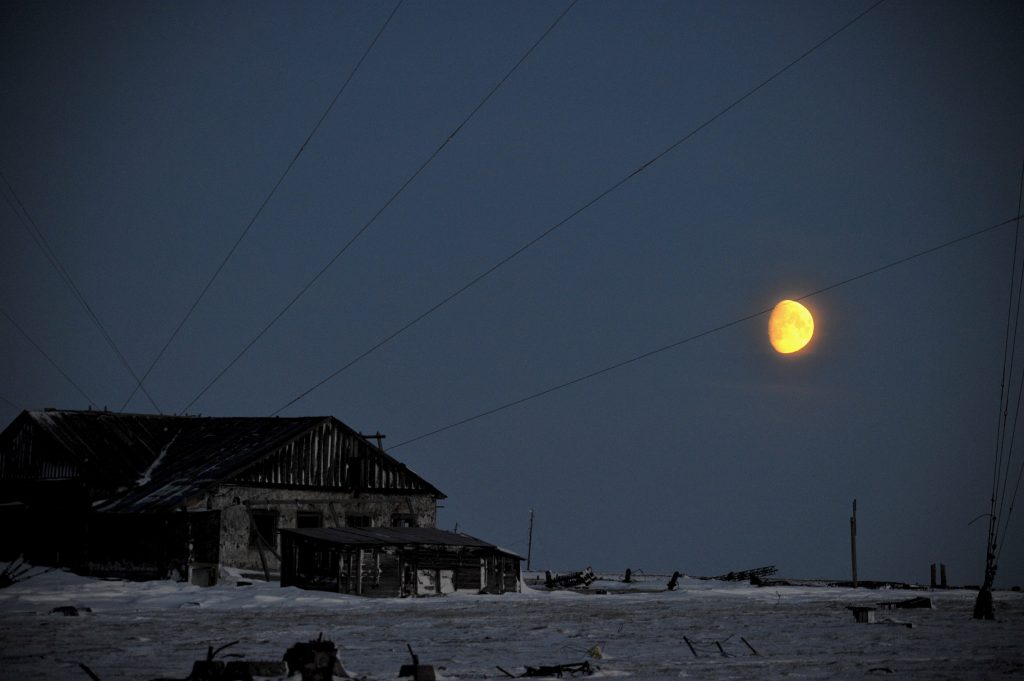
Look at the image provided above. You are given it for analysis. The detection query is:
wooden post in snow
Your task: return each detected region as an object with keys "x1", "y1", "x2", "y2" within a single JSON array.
[
  {"x1": 527, "y1": 509, "x2": 534, "y2": 572},
  {"x1": 850, "y1": 499, "x2": 858, "y2": 588},
  {"x1": 357, "y1": 549, "x2": 364, "y2": 595}
]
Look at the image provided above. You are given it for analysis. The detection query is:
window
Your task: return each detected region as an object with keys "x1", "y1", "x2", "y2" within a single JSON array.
[
  {"x1": 249, "y1": 510, "x2": 279, "y2": 549},
  {"x1": 346, "y1": 515, "x2": 372, "y2": 528},
  {"x1": 391, "y1": 514, "x2": 417, "y2": 528},
  {"x1": 296, "y1": 511, "x2": 323, "y2": 529}
]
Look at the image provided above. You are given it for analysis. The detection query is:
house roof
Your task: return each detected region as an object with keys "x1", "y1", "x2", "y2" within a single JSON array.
[
  {"x1": 281, "y1": 526, "x2": 524, "y2": 558},
  {"x1": 1, "y1": 409, "x2": 444, "y2": 512}
]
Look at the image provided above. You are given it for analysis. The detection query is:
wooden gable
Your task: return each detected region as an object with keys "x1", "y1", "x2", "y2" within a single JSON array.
[{"x1": 229, "y1": 417, "x2": 444, "y2": 498}]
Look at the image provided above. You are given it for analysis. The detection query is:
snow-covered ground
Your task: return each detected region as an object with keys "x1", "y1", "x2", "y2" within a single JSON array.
[{"x1": 1, "y1": 568, "x2": 1022, "y2": 680}]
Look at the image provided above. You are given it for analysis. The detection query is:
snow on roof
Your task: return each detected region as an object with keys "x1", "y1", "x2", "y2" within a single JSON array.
[{"x1": 6, "y1": 410, "x2": 442, "y2": 513}]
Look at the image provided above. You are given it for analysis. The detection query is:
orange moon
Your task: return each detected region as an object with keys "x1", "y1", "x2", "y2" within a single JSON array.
[{"x1": 768, "y1": 299, "x2": 814, "y2": 354}]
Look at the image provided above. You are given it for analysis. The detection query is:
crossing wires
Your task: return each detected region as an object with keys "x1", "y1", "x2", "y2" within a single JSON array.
[
  {"x1": 271, "y1": 0, "x2": 890, "y2": 416},
  {"x1": 121, "y1": 0, "x2": 405, "y2": 412},
  {"x1": 181, "y1": 0, "x2": 580, "y2": 415},
  {"x1": 1, "y1": 172, "x2": 157, "y2": 411},
  {"x1": 0, "y1": 306, "x2": 96, "y2": 408}
]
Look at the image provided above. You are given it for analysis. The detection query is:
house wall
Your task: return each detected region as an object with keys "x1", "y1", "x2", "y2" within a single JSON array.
[
  {"x1": 78, "y1": 511, "x2": 220, "y2": 582},
  {"x1": 0, "y1": 411, "x2": 446, "y2": 579},
  {"x1": 483, "y1": 553, "x2": 522, "y2": 594},
  {"x1": 0, "y1": 479, "x2": 90, "y2": 566},
  {"x1": 336, "y1": 546, "x2": 404, "y2": 596},
  {"x1": 208, "y1": 485, "x2": 437, "y2": 572},
  {"x1": 0, "y1": 502, "x2": 26, "y2": 561}
]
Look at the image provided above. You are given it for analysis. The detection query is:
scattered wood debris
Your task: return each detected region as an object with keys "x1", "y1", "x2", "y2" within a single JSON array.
[
  {"x1": 137, "y1": 635, "x2": 343, "y2": 681},
  {"x1": 1, "y1": 557, "x2": 56, "y2": 588},
  {"x1": 497, "y1": 661, "x2": 595, "y2": 677},
  {"x1": 847, "y1": 606, "x2": 877, "y2": 623},
  {"x1": 711, "y1": 566, "x2": 778, "y2": 582},
  {"x1": 283, "y1": 634, "x2": 351, "y2": 680},
  {"x1": 544, "y1": 568, "x2": 596, "y2": 589},
  {"x1": 398, "y1": 643, "x2": 436, "y2": 681},
  {"x1": 848, "y1": 597, "x2": 933, "y2": 624},
  {"x1": 878, "y1": 596, "x2": 932, "y2": 610},
  {"x1": 683, "y1": 635, "x2": 759, "y2": 657},
  {"x1": 78, "y1": 663, "x2": 102, "y2": 681}
]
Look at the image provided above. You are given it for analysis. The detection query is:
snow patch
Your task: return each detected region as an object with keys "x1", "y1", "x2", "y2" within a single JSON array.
[{"x1": 136, "y1": 430, "x2": 179, "y2": 487}]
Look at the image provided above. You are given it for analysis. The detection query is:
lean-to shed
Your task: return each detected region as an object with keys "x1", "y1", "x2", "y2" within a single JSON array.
[{"x1": 280, "y1": 527, "x2": 522, "y2": 596}]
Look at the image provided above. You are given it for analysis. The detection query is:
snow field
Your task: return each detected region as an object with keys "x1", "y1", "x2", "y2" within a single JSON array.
[{"x1": 0, "y1": 569, "x2": 1021, "y2": 680}]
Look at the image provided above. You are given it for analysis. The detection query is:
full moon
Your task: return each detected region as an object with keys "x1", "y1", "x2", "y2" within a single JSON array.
[{"x1": 768, "y1": 299, "x2": 814, "y2": 354}]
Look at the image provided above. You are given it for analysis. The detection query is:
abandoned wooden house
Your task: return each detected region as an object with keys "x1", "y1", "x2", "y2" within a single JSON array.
[
  {"x1": 280, "y1": 527, "x2": 523, "y2": 596},
  {"x1": 0, "y1": 409, "x2": 447, "y2": 585}
]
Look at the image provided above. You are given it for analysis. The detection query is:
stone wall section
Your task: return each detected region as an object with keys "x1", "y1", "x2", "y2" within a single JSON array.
[{"x1": 208, "y1": 485, "x2": 437, "y2": 572}]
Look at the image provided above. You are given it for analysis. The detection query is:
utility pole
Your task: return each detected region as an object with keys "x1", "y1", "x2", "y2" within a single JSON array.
[
  {"x1": 974, "y1": 524, "x2": 997, "y2": 619},
  {"x1": 850, "y1": 499, "x2": 858, "y2": 588},
  {"x1": 359, "y1": 431, "x2": 386, "y2": 450},
  {"x1": 527, "y1": 509, "x2": 534, "y2": 572}
]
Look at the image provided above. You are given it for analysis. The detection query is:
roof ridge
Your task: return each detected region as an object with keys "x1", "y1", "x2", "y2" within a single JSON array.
[{"x1": 27, "y1": 409, "x2": 330, "y2": 420}]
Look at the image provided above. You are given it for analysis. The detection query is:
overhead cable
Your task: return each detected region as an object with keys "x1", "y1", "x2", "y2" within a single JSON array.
[
  {"x1": 994, "y1": 161, "x2": 1024, "y2": 563},
  {"x1": 183, "y1": 0, "x2": 580, "y2": 415},
  {"x1": 0, "y1": 306, "x2": 96, "y2": 407},
  {"x1": 1, "y1": 172, "x2": 160, "y2": 411},
  {"x1": 1, "y1": 394, "x2": 24, "y2": 413},
  {"x1": 389, "y1": 214, "x2": 1022, "y2": 450},
  {"x1": 122, "y1": 0, "x2": 406, "y2": 411},
  {"x1": 997, "y1": 450, "x2": 1024, "y2": 564},
  {"x1": 988, "y1": 164, "x2": 1021, "y2": 562},
  {"x1": 272, "y1": 0, "x2": 889, "y2": 415}
]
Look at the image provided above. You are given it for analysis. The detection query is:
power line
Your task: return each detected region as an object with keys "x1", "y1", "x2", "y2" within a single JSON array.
[
  {"x1": 0, "y1": 307, "x2": 96, "y2": 407},
  {"x1": 389, "y1": 215, "x2": 1021, "y2": 450},
  {"x1": 184, "y1": 0, "x2": 581, "y2": 415},
  {"x1": 0, "y1": 172, "x2": 160, "y2": 411},
  {"x1": 0, "y1": 394, "x2": 24, "y2": 413},
  {"x1": 994, "y1": 192, "x2": 1024, "y2": 550},
  {"x1": 272, "y1": 0, "x2": 889, "y2": 415},
  {"x1": 994, "y1": 161, "x2": 1024, "y2": 565},
  {"x1": 121, "y1": 0, "x2": 406, "y2": 412},
  {"x1": 988, "y1": 165, "x2": 1021, "y2": 568},
  {"x1": 997, "y1": 447, "x2": 1024, "y2": 565}
]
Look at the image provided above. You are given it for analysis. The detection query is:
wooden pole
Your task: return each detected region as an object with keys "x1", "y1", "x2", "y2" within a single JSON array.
[
  {"x1": 357, "y1": 549, "x2": 364, "y2": 595},
  {"x1": 850, "y1": 499, "x2": 858, "y2": 588},
  {"x1": 527, "y1": 509, "x2": 534, "y2": 571},
  {"x1": 359, "y1": 432, "x2": 386, "y2": 450}
]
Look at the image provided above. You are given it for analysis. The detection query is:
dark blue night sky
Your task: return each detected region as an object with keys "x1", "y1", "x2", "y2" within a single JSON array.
[{"x1": 2, "y1": 1, "x2": 1023, "y2": 586}]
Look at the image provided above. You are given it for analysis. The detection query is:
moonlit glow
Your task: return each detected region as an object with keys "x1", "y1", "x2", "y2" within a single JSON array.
[{"x1": 768, "y1": 299, "x2": 814, "y2": 354}]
